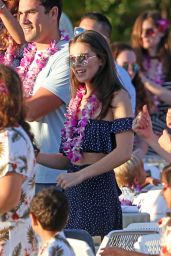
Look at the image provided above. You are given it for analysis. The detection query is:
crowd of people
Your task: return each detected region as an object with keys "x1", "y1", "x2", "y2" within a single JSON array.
[{"x1": 0, "y1": 0, "x2": 171, "y2": 255}]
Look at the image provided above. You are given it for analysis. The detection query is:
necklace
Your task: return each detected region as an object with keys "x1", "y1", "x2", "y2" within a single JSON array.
[
  {"x1": 16, "y1": 31, "x2": 69, "y2": 98},
  {"x1": 143, "y1": 56, "x2": 164, "y2": 109},
  {"x1": 144, "y1": 56, "x2": 164, "y2": 85},
  {"x1": 61, "y1": 86, "x2": 100, "y2": 163},
  {"x1": 0, "y1": 35, "x2": 17, "y2": 65}
]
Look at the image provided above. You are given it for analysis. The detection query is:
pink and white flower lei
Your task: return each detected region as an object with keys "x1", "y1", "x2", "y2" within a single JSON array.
[
  {"x1": 61, "y1": 86, "x2": 100, "y2": 163},
  {"x1": 0, "y1": 35, "x2": 17, "y2": 65},
  {"x1": 16, "y1": 30, "x2": 69, "y2": 98}
]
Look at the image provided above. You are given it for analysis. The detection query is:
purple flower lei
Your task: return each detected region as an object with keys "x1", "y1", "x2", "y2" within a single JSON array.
[
  {"x1": 16, "y1": 30, "x2": 69, "y2": 98},
  {"x1": 61, "y1": 86, "x2": 100, "y2": 163},
  {"x1": 143, "y1": 57, "x2": 164, "y2": 109}
]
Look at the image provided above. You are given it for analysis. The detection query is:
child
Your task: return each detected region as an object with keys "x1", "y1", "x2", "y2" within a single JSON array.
[
  {"x1": 115, "y1": 149, "x2": 159, "y2": 205},
  {"x1": 115, "y1": 150, "x2": 168, "y2": 221},
  {"x1": 29, "y1": 187, "x2": 75, "y2": 256}
]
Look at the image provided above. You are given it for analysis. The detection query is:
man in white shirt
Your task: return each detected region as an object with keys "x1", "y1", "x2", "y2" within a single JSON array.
[{"x1": 18, "y1": 0, "x2": 70, "y2": 192}]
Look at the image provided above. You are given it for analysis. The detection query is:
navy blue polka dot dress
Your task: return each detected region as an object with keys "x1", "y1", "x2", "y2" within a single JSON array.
[{"x1": 60, "y1": 117, "x2": 133, "y2": 236}]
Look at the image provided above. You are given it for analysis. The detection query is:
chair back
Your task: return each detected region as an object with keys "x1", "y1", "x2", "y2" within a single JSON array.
[
  {"x1": 64, "y1": 229, "x2": 95, "y2": 254},
  {"x1": 134, "y1": 233, "x2": 161, "y2": 254},
  {"x1": 96, "y1": 229, "x2": 157, "y2": 256},
  {"x1": 124, "y1": 222, "x2": 160, "y2": 233}
]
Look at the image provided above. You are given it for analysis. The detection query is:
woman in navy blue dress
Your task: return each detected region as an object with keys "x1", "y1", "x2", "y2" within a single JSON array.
[{"x1": 37, "y1": 30, "x2": 134, "y2": 237}]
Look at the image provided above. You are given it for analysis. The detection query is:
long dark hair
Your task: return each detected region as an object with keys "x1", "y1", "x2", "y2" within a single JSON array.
[
  {"x1": 69, "y1": 30, "x2": 123, "y2": 119},
  {"x1": 0, "y1": 64, "x2": 36, "y2": 146},
  {"x1": 131, "y1": 10, "x2": 171, "y2": 81}
]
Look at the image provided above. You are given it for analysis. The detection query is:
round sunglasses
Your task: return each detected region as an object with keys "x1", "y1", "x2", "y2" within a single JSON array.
[
  {"x1": 142, "y1": 27, "x2": 157, "y2": 37},
  {"x1": 69, "y1": 54, "x2": 96, "y2": 67},
  {"x1": 122, "y1": 63, "x2": 139, "y2": 74}
]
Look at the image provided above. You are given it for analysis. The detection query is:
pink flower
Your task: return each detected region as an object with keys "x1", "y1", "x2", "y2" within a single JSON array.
[{"x1": 157, "y1": 18, "x2": 170, "y2": 32}]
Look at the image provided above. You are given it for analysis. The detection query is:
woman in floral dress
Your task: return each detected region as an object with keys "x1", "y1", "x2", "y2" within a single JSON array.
[{"x1": 0, "y1": 65, "x2": 38, "y2": 255}]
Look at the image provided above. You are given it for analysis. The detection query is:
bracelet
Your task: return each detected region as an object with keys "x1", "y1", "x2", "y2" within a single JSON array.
[{"x1": 0, "y1": 3, "x2": 5, "y2": 11}]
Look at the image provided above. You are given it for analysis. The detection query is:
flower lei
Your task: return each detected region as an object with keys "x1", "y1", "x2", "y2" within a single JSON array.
[
  {"x1": 16, "y1": 30, "x2": 69, "y2": 98},
  {"x1": 0, "y1": 35, "x2": 17, "y2": 65},
  {"x1": 61, "y1": 86, "x2": 100, "y2": 163},
  {"x1": 143, "y1": 57, "x2": 164, "y2": 110}
]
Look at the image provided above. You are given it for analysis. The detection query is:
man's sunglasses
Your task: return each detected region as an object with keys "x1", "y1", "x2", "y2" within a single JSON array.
[{"x1": 74, "y1": 27, "x2": 85, "y2": 36}]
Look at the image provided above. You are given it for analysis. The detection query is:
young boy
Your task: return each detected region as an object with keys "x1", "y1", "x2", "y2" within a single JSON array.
[{"x1": 30, "y1": 187, "x2": 75, "y2": 256}]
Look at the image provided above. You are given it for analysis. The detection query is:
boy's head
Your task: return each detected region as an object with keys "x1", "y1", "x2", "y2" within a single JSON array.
[
  {"x1": 30, "y1": 187, "x2": 69, "y2": 233},
  {"x1": 115, "y1": 151, "x2": 146, "y2": 188}
]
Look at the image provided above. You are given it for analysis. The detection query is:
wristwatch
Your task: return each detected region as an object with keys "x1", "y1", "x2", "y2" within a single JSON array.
[{"x1": 0, "y1": 3, "x2": 5, "y2": 10}]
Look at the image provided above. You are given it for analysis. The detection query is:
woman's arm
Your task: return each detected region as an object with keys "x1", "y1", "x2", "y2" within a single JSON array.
[
  {"x1": 133, "y1": 105, "x2": 171, "y2": 163},
  {"x1": 0, "y1": 172, "x2": 24, "y2": 214},
  {"x1": 0, "y1": 1, "x2": 25, "y2": 44},
  {"x1": 140, "y1": 73, "x2": 171, "y2": 105},
  {"x1": 37, "y1": 152, "x2": 70, "y2": 170},
  {"x1": 57, "y1": 90, "x2": 134, "y2": 189}
]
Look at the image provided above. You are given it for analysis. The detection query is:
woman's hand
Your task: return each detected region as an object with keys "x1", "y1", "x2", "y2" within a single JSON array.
[
  {"x1": 132, "y1": 105, "x2": 153, "y2": 140},
  {"x1": 99, "y1": 247, "x2": 135, "y2": 256},
  {"x1": 56, "y1": 171, "x2": 83, "y2": 189},
  {"x1": 158, "y1": 129, "x2": 171, "y2": 152},
  {"x1": 145, "y1": 176, "x2": 160, "y2": 186}
]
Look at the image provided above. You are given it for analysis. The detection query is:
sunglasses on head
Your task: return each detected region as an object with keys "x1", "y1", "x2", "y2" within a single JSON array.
[
  {"x1": 74, "y1": 27, "x2": 85, "y2": 36},
  {"x1": 142, "y1": 27, "x2": 156, "y2": 37},
  {"x1": 122, "y1": 63, "x2": 139, "y2": 74},
  {"x1": 69, "y1": 54, "x2": 96, "y2": 67}
]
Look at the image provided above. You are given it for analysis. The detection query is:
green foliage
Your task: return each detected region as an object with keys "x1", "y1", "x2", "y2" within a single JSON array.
[{"x1": 63, "y1": 0, "x2": 171, "y2": 42}]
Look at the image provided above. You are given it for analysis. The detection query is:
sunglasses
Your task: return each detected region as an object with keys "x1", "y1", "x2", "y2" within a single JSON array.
[
  {"x1": 142, "y1": 27, "x2": 156, "y2": 37},
  {"x1": 122, "y1": 63, "x2": 139, "y2": 74},
  {"x1": 74, "y1": 27, "x2": 85, "y2": 36},
  {"x1": 69, "y1": 54, "x2": 96, "y2": 67}
]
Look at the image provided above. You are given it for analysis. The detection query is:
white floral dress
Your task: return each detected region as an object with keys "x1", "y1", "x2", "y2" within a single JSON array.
[
  {"x1": 159, "y1": 216, "x2": 171, "y2": 255},
  {"x1": 38, "y1": 232, "x2": 75, "y2": 256},
  {"x1": 0, "y1": 127, "x2": 38, "y2": 256}
]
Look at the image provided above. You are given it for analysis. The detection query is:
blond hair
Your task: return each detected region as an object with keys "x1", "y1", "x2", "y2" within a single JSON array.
[{"x1": 115, "y1": 152, "x2": 143, "y2": 187}]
